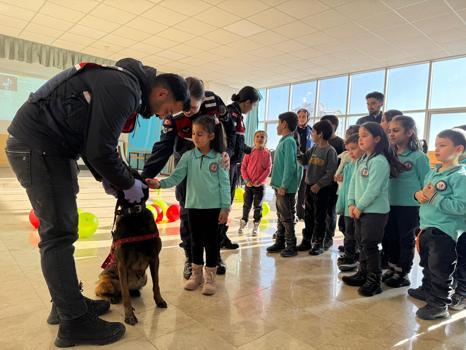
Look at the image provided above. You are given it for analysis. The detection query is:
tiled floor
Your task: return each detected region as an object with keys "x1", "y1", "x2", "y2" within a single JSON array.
[{"x1": 0, "y1": 168, "x2": 465, "y2": 350}]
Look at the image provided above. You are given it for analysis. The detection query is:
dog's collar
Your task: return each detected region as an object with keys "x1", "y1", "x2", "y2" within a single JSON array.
[{"x1": 116, "y1": 204, "x2": 144, "y2": 216}]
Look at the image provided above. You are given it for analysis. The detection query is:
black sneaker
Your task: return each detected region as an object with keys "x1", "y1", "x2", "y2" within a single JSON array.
[
  {"x1": 337, "y1": 256, "x2": 358, "y2": 272},
  {"x1": 47, "y1": 298, "x2": 111, "y2": 325},
  {"x1": 381, "y1": 269, "x2": 395, "y2": 282},
  {"x1": 183, "y1": 259, "x2": 192, "y2": 280},
  {"x1": 384, "y1": 273, "x2": 410, "y2": 288},
  {"x1": 221, "y1": 238, "x2": 239, "y2": 250},
  {"x1": 323, "y1": 238, "x2": 333, "y2": 251},
  {"x1": 416, "y1": 304, "x2": 449, "y2": 320},
  {"x1": 358, "y1": 273, "x2": 382, "y2": 297},
  {"x1": 309, "y1": 243, "x2": 324, "y2": 256},
  {"x1": 54, "y1": 312, "x2": 125, "y2": 348},
  {"x1": 296, "y1": 240, "x2": 312, "y2": 251},
  {"x1": 449, "y1": 293, "x2": 465, "y2": 311},
  {"x1": 217, "y1": 258, "x2": 226, "y2": 275},
  {"x1": 280, "y1": 246, "x2": 298, "y2": 257},
  {"x1": 408, "y1": 286, "x2": 427, "y2": 301},
  {"x1": 342, "y1": 270, "x2": 367, "y2": 286},
  {"x1": 267, "y1": 241, "x2": 285, "y2": 253}
]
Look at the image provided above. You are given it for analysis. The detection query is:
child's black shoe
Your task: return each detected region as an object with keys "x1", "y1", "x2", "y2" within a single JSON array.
[
  {"x1": 280, "y1": 246, "x2": 298, "y2": 258},
  {"x1": 408, "y1": 286, "x2": 427, "y2": 301},
  {"x1": 309, "y1": 243, "x2": 324, "y2": 256},
  {"x1": 416, "y1": 304, "x2": 449, "y2": 320},
  {"x1": 267, "y1": 241, "x2": 285, "y2": 253},
  {"x1": 342, "y1": 270, "x2": 367, "y2": 286},
  {"x1": 358, "y1": 273, "x2": 382, "y2": 297},
  {"x1": 381, "y1": 268, "x2": 395, "y2": 282},
  {"x1": 384, "y1": 273, "x2": 410, "y2": 288},
  {"x1": 297, "y1": 240, "x2": 312, "y2": 251},
  {"x1": 337, "y1": 256, "x2": 358, "y2": 272},
  {"x1": 449, "y1": 293, "x2": 465, "y2": 311}
]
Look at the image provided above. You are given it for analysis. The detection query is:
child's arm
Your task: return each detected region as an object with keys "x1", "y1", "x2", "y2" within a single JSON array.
[
  {"x1": 280, "y1": 139, "x2": 298, "y2": 192},
  {"x1": 335, "y1": 151, "x2": 349, "y2": 176},
  {"x1": 240, "y1": 153, "x2": 251, "y2": 184},
  {"x1": 357, "y1": 157, "x2": 389, "y2": 212},
  {"x1": 158, "y1": 152, "x2": 189, "y2": 189},
  {"x1": 429, "y1": 175, "x2": 466, "y2": 215},
  {"x1": 297, "y1": 147, "x2": 312, "y2": 165},
  {"x1": 255, "y1": 150, "x2": 272, "y2": 185},
  {"x1": 347, "y1": 165, "x2": 357, "y2": 217},
  {"x1": 316, "y1": 149, "x2": 338, "y2": 189}
]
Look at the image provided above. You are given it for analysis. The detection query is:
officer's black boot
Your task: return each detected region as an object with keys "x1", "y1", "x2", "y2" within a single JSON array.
[
  {"x1": 342, "y1": 269, "x2": 367, "y2": 287},
  {"x1": 48, "y1": 297, "x2": 110, "y2": 325},
  {"x1": 217, "y1": 254, "x2": 226, "y2": 275},
  {"x1": 297, "y1": 229, "x2": 312, "y2": 251},
  {"x1": 358, "y1": 273, "x2": 382, "y2": 297},
  {"x1": 220, "y1": 225, "x2": 239, "y2": 250},
  {"x1": 267, "y1": 236, "x2": 285, "y2": 253},
  {"x1": 281, "y1": 236, "x2": 298, "y2": 257}
]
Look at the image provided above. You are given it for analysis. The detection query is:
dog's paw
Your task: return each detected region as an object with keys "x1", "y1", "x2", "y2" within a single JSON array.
[
  {"x1": 124, "y1": 314, "x2": 138, "y2": 325},
  {"x1": 156, "y1": 300, "x2": 168, "y2": 308}
]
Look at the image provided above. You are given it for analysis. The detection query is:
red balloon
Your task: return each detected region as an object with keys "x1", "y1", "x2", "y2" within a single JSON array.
[
  {"x1": 151, "y1": 204, "x2": 163, "y2": 223},
  {"x1": 166, "y1": 204, "x2": 180, "y2": 222},
  {"x1": 29, "y1": 209, "x2": 40, "y2": 229}
]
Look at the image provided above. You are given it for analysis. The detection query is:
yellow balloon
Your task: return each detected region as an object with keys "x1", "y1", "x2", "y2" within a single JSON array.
[
  {"x1": 262, "y1": 202, "x2": 270, "y2": 217},
  {"x1": 234, "y1": 187, "x2": 245, "y2": 202},
  {"x1": 78, "y1": 212, "x2": 99, "y2": 239},
  {"x1": 152, "y1": 199, "x2": 169, "y2": 215},
  {"x1": 146, "y1": 204, "x2": 157, "y2": 219}
]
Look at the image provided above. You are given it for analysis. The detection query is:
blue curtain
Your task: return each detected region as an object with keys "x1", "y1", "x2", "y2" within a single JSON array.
[{"x1": 245, "y1": 105, "x2": 258, "y2": 146}]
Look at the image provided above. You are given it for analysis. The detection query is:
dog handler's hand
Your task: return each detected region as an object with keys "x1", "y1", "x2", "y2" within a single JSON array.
[
  {"x1": 218, "y1": 209, "x2": 230, "y2": 224},
  {"x1": 123, "y1": 179, "x2": 147, "y2": 203},
  {"x1": 102, "y1": 179, "x2": 118, "y2": 198},
  {"x1": 145, "y1": 178, "x2": 161, "y2": 189}
]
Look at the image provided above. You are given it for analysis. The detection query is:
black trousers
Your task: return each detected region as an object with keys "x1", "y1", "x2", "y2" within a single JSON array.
[
  {"x1": 6, "y1": 137, "x2": 87, "y2": 320},
  {"x1": 296, "y1": 170, "x2": 307, "y2": 220},
  {"x1": 242, "y1": 185, "x2": 265, "y2": 223},
  {"x1": 219, "y1": 163, "x2": 240, "y2": 244},
  {"x1": 419, "y1": 228, "x2": 457, "y2": 308},
  {"x1": 454, "y1": 233, "x2": 466, "y2": 296},
  {"x1": 303, "y1": 184, "x2": 332, "y2": 245},
  {"x1": 187, "y1": 209, "x2": 221, "y2": 267},
  {"x1": 355, "y1": 213, "x2": 389, "y2": 275},
  {"x1": 175, "y1": 178, "x2": 191, "y2": 256},
  {"x1": 343, "y1": 216, "x2": 356, "y2": 259},
  {"x1": 383, "y1": 206, "x2": 419, "y2": 273},
  {"x1": 325, "y1": 182, "x2": 339, "y2": 241},
  {"x1": 275, "y1": 192, "x2": 296, "y2": 247}
]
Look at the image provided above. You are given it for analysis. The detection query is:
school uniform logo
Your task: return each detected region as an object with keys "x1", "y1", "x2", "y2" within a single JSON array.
[
  {"x1": 209, "y1": 162, "x2": 218, "y2": 173},
  {"x1": 404, "y1": 161, "x2": 413, "y2": 170},
  {"x1": 361, "y1": 167, "x2": 369, "y2": 177},
  {"x1": 435, "y1": 181, "x2": 447, "y2": 191}
]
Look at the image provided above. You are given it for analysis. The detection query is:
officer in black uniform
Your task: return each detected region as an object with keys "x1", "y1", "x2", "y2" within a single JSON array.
[
  {"x1": 142, "y1": 79, "x2": 233, "y2": 278},
  {"x1": 5, "y1": 58, "x2": 189, "y2": 348}
]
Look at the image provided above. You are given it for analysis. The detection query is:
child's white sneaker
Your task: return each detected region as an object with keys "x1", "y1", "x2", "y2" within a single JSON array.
[
  {"x1": 238, "y1": 219, "x2": 247, "y2": 235},
  {"x1": 252, "y1": 222, "x2": 259, "y2": 236}
]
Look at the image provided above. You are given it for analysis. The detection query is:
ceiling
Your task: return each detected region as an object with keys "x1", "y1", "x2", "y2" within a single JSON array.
[{"x1": 1, "y1": 0, "x2": 466, "y2": 88}]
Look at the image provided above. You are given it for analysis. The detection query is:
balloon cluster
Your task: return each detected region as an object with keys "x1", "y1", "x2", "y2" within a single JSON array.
[{"x1": 147, "y1": 199, "x2": 180, "y2": 223}]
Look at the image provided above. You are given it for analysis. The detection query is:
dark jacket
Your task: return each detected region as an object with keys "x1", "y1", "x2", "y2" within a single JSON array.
[
  {"x1": 356, "y1": 111, "x2": 383, "y2": 125},
  {"x1": 142, "y1": 90, "x2": 228, "y2": 178},
  {"x1": 8, "y1": 58, "x2": 153, "y2": 190},
  {"x1": 225, "y1": 102, "x2": 251, "y2": 164}
]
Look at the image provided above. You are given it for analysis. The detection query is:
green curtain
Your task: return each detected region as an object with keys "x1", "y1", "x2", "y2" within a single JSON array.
[
  {"x1": 0, "y1": 34, "x2": 114, "y2": 69},
  {"x1": 245, "y1": 104, "x2": 258, "y2": 146}
]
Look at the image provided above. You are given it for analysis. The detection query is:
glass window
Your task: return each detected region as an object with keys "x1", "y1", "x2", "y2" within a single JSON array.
[
  {"x1": 346, "y1": 115, "x2": 363, "y2": 129},
  {"x1": 349, "y1": 70, "x2": 385, "y2": 114},
  {"x1": 266, "y1": 122, "x2": 280, "y2": 150},
  {"x1": 430, "y1": 57, "x2": 466, "y2": 109},
  {"x1": 258, "y1": 121, "x2": 265, "y2": 131},
  {"x1": 386, "y1": 63, "x2": 429, "y2": 111},
  {"x1": 428, "y1": 112, "x2": 466, "y2": 150},
  {"x1": 290, "y1": 81, "x2": 317, "y2": 117},
  {"x1": 267, "y1": 85, "x2": 289, "y2": 121},
  {"x1": 258, "y1": 88, "x2": 266, "y2": 122},
  {"x1": 336, "y1": 117, "x2": 346, "y2": 138},
  {"x1": 403, "y1": 112, "x2": 426, "y2": 141},
  {"x1": 317, "y1": 75, "x2": 348, "y2": 116}
]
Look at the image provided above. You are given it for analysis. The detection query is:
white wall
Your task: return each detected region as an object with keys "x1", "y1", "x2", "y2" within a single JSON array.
[{"x1": 203, "y1": 81, "x2": 237, "y2": 105}]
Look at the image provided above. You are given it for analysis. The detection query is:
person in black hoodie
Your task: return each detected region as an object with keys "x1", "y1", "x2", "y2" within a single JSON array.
[
  {"x1": 220, "y1": 86, "x2": 261, "y2": 249},
  {"x1": 5, "y1": 58, "x2": 189, "y2": 348}
]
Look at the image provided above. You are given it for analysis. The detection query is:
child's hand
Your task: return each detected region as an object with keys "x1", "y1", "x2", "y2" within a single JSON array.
[
  {"x1": 221, "y1": 152, "x2": 230, "y2": 170},
  {"x1": 246, "y1": 181, "x2": 253, "y2": 187},
  {"x1": 335, "y1": 174, "x2": 343, "y2": 182},
  {"x1": 145, "y1": 178, "x2": 161, "y2": 189},
  {"x1": 415, "y1": 190, "x2": 428, "y2": 203},
  {"x1": 253, "y1": 182, "x2": 261, "y2": 187},
  {"x1": 348, "y1": 205, "x2": 356, "y2": 218},
  {"x1": 310, "y1": 184, "x2": 320, "y2": 193},
  {"x1": 218, "y1": 209, "x2": 230, "y2": 224},
  {"x1": 277, "y1": 187, "x2": 286, "y2": 196},
  {"x1": 422, "y1": 183, "x2": 436, "y2": 200},
  {"x1": 352, "y1": 207, "x2": 361, "y2": 219}
]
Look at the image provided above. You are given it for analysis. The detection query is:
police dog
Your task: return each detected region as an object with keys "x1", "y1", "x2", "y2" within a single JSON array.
[{"x1": 95, "y1": 172, "x2": 167, "y2": 325}]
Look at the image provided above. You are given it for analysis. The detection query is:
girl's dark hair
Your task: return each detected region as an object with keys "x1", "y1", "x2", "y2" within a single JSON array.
[
  {"x1": 437, "y1": 128, "x2": 466, "y2": 149},
  {"x1": 313, "y1": 120, "x2": 333, "y2": 140},
  {"x1": 361, "y1": 122, "x2": 406, "y2": 178},
  {"x1": 391, "y1": 115, "x2": 421, "y2": 151},
  {"x1": 254, "y1": 130, "x2": 268, "y2": 143},
  {"x1": 420, "y1": 139, "x2": 428, "y2": 153},
  {"x1": 231, "y1": 86, "x2": 261, "y2": 103},
  {"x1": 186, "y1": 77, "x2": 204, "y2": 100},
  {"x1": 383, "y1": 109, "x2": 403, "y2": 123},
  {"x1": 192, "y1": 115, "x2": 226, "y2": 153},
  {"x1": 345, "y1": 133, "x2": 359, "y2": 145},
  {"x1": 321, "y1": 114, "x2": 339, "y2": 128},
  {"x1": 345, "y1": 124, "x2": 360, "y2": 138}
]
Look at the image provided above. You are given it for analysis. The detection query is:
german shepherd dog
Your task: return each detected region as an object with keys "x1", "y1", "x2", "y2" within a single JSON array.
[{"x1": 95, "y1": 171, "x2": 167, "y2": 325}]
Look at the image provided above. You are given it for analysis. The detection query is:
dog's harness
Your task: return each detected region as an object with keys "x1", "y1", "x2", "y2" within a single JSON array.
[{"x1": 101, "y1": 200, "x2": 159, "y2": 269}]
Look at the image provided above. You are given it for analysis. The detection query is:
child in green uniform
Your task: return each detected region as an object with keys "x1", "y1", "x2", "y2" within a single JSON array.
[
  {"x1": 409, "y1": 128, "x2": 466, "y2": 320},
  {"x1": 383, "y1": 116, "x2": 431, "y2": 287}
]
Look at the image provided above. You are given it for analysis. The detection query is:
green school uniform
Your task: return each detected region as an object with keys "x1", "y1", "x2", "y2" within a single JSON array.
[
  {"x1": 336, "y1": 161, "x2": 355, "y2": 217},
  {"x1": 270, "y1": 134, "x2": 302, "y2": 194}
]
